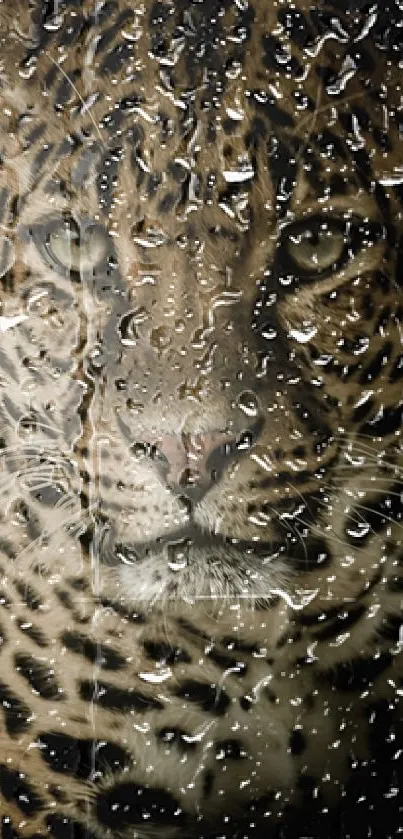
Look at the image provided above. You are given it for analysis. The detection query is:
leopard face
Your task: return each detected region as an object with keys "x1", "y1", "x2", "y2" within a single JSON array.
[{"x1": 0, "y1": 1, "x2": 402, "y2": 609}]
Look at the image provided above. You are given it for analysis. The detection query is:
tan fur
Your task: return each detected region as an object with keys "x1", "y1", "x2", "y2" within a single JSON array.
[{"x1": 0, "y1": 2, "x2": 401, "y2": 836}]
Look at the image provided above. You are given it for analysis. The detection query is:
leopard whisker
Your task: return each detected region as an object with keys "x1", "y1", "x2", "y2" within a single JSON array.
[
  {"x1": 335, "y1": 464, "x2": 403, "y2": 479},
  {"x1": 44, "y1": 51, "x2": 106, "y2": 148},
  {"x1": 317, "y1": 481, "x2": 403, "y2": 536},
  {"x1": 333, "y1": 479, "x2": 403, "y2": 494},
  {"x1": 0, "y1": 446, "x2": 72, "y2": 473},
  {"x1": 334, "y1": 433, "x2": 401, "y2": 455},
  {"x1": 252, "y1": 492, "x2": 312, "y2": 562},
  {"x1": 344, "y1": 502, "x2": 403, "y2": 533},
  {"x1": 296, "y1": 85, "x2": 383, "y2": 136},
  {"x1": 0, "y1": 442, "x2": 64, "y2": 457},
  {"x1": 0, "y1": 464, "x2": 59, "y2": 496},
  {"x1": 282, "y1": 480, "x2": 348, "y2": 548},
  {"x1": 0, "y1": 452, "x2": 76, "y2": 492},
  {"x1": 15, "y1": 502, "x2": 97, "y2": 565},
  {"x1": 283, "y1": 482, "x2": 373, "y2": 548},
  {"x1": 322, "y1": 476, "x2": 403, "y2": 501},
  {"x1": 285, "y1": 514, "x2": 349, "y2": 550}
]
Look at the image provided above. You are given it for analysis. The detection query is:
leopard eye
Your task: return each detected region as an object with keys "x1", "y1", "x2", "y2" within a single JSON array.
[
  {"x1": 285, "y1": 220, "x2": 345, "y2": 275},
  {"x1": 42, "y1": 217, "x2": 108, "y2": 274},
  {"x1": 278, "y1": 216, "x2": 384, "y2": 282}
]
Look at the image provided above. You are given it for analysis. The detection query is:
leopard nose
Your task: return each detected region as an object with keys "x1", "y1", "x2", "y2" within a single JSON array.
[{"x1": 151, "y1": 427, "x2": 259, "y2": 503}]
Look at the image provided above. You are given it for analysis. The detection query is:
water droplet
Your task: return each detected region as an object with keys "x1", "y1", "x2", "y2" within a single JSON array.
[
  {"x1": 126, "y1": 400, "x2": 144, "y2": 415},
  {"x1": 223, "y1": 165, "x2": 255, "y2": 183},
  {"x1": 0, "y1": 238, "x2": 14, "y2": 278},
  {"x1": 345, "y1": 521, "x2": 370, "y2": 539},
  {"x1": 174, "y1": 319, "x2": 186, "y2": 333},
  {"x1": 236, "y1": 431, "x2": 254, "y2": 451},
  {"x1": 43, "y1": 14, "x2": 63, "y2": 31},
  {"x1": 326, "y1": 56, "x2": 356, "y2": 95},
  {"x1": 150, "y1": 326, "x2": 171, "y2": 351},
  {"x1": 115, "y1": 544, "x2": 139, "y2": 565},
  {"x1": 87, "y1": 343, "x2": 106, "y2": 374},
  {"x1": 118, "y1": 308, "x2": 148, "y2": 345},
  {"x1": 225, "y1": 105, "x2": 244, "y2": 121},
  {"x1": 139, "y1": 670, "x2": 172, "y2": 684},
  {"x1": 131, "y1": 306, "x2": 149, "y2": 324},
  {"x1": 261, "y1": 323, "x2": 277, "y2": 340},
  {"x1": 133, "y1": 227, "x2": 167, "y2": 248},
  {"x1": 225, "y1": 59, "x2": 242, "y2": 80},
  {"x1": 237, "y1": 391, "x2": 259, "y2": 417},
  {"x1": 19, "y1": 56, "x2": 37, "y2": 79},
  {"x1": 167, "y1": 540, "x2": 190, "y2": 571},
  {"x1": 352, "y1": 336, "x2": 370, "y2": 355},
  {"x1": 0, "y1": 313, "x2": 27, "y2": 332},
  {"x1": 288, "y1": 324, "x2": 318, "y2": 343}
]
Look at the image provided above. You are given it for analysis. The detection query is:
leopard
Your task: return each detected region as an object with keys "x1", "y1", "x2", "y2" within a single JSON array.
[{"x1": 0, "y1": 0, "x2": 401, "y2": 837}]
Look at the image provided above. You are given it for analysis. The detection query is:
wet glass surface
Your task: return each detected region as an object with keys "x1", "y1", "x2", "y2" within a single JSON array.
[{"x1": 0, "y1": 1, "x2": 401, "y2": 837}]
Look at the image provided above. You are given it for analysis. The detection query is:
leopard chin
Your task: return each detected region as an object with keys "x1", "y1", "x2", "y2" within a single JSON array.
[{"x1": 109, "y1": 541, "x2": 290, "y2": 606}]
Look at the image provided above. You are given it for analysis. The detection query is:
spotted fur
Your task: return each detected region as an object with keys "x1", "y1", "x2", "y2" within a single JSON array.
[{"x1": 0, "y1": 1, "x2": 402, "y2": 837}]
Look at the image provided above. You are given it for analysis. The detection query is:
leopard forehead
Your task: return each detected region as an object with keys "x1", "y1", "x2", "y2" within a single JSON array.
[{"x1": 1, "y1": 0, "x2": 402, "y2": 218}]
